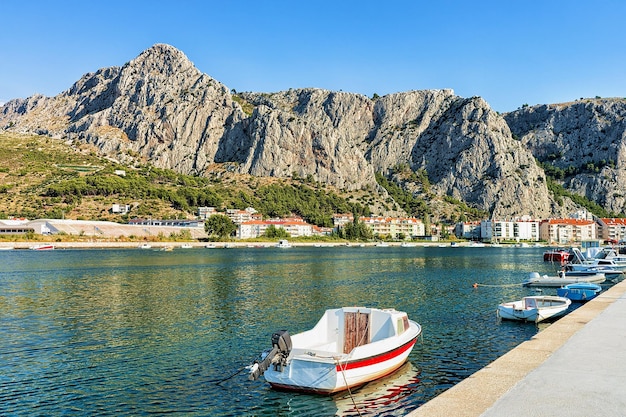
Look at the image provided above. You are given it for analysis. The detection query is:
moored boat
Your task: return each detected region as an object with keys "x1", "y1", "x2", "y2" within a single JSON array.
[
  {"x1": 543, "y1": 248, "x2": 571, "y2": 263},
  {"x1": 30, "y1": 244, "x2": 54, "y2": 250},
  {"x1": 556, "y1": 282, "x2": 602, "y2": 302},
  {"x1": 566, "y1": 264, "x2": 624, "y2": 280},
  {"x1": 497, "y1": 296, "x2": 571, "y2": 323},
  {"x1": 521, "y1": 271, "x2": 605, "y2": 287},
  {"x1": 248, "y1": 307, "x2": 422, "y2": 394},
  {"x1": 276, "y1": 239, "x2": 291, "y2": 248},
  {"x1": 568, "y1": 247, "x2": 626, "y2": 272}
]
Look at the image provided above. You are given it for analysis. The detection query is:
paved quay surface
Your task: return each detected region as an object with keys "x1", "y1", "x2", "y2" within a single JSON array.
[{"x1": 408, "y1": 279, "x2": 626, "y2": 417}]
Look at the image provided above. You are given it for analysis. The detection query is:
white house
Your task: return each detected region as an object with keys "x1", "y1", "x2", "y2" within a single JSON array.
[{"x1": 111, "y1": 204, "x2": 130, "y2": 214}]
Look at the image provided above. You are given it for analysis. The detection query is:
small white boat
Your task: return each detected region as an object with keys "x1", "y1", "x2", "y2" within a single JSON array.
[
  {"x1": 568, "y1": 247, "x2": 626, "y2": 271},
  {"x1": 590, "y1": 247, "x2": 626, "y2": 267},
  {"x1": 137, "y1": 243, "x2": 152, "y2": 249},
  {"x1": 276, "y1": 239, "x2": 291, "y2": 248},
  {"x1": 521, "y1": 271, "x2": 605, "y2": 287},
  {"x1": 497, "y1": 296, "x2": 571, "y2": 323},
  {"x1": 30, "y1": 244, "x2": 55, "y2": 250},
  {"x1": 557, "y1": 282, "x2": 602, "y2": 302},
  {"x1": 400, "y1": 242, "x2": 416, "y2": 248},
  {"x1": 567, "y1": 264, "x2": 623, "y2": 279},
  {"x1": 248, "y1": 307, "x2": 422, "y2": 394},
  {"x1": 468, "y1": 241, "x2": 486, "y2": 247},
  {"x1": 180, "y1": 243, "x2": 193, "y2": 249}
]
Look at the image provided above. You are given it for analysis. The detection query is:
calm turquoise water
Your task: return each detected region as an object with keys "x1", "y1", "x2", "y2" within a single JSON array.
[{"x1": 0, "y1": 246, "x2": 591, "y2": 416}]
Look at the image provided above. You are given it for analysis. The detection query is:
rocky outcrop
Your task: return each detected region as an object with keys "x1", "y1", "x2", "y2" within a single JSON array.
[
  {"x1": 505, "y1": 99, "x2": 626, "y2": 214},
  {"x1": 3, "y1": 43, "x2": 620, "y2": 219}
]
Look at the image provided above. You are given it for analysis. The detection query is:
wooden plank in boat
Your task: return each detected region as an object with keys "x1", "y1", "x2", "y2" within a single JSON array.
[{"x1": 344, "y1": 311, "x2": 370, "y2": 353}]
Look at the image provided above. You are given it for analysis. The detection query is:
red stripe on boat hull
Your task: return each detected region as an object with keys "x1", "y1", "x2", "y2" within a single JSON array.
[{"x1": 337, "y1": 336, "x2": 417, "y2": 372}]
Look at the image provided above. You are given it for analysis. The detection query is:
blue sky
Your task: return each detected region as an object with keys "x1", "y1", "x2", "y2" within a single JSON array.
[{"x1": 1, "y1": 0, "x2": 624, "y2": 112}]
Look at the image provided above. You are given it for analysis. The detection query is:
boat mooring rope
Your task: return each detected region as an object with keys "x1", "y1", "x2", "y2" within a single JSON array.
[
  {"x1": 335, "y1": 358, "x2": 363, "y2": 417},
  {"x1": 472, "y1": 282, "x2": 520, "y2": 288},
  {"x1": 212, "y1": 365, "x2": 248, "y2": 386}
]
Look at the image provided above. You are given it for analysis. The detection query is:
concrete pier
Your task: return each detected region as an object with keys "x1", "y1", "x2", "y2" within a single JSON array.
[{"x1": 407, "y1": 279, "x2": 626, "y2": 417}]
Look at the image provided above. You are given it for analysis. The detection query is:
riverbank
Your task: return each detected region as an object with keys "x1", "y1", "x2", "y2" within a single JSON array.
[
  {"x1": 407, "y1": 278, "x2": 626, "y2": 417},
  {"x1": 0, "y1": 241, "x2": 416, "y2": 249},
  {"x1": 0, "y1": 240, "x2": 528, "y2": 250}
]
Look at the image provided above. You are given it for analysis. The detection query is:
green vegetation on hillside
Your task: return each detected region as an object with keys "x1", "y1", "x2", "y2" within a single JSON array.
[
  {"x1": 375, "y1": 172, "x2": 430, "y2": 218},
  {"x1": 375, "y1": 167, "x2": 487, "y2": 222},
  {"x1": 0, "y1": 133, "x2": 369, "y2": 226},
  {"x1": 538, "y1": 159, "x2": 621, "y2": 218},
  {"x1": 253, "y1": 183, "x2": 365, "y2": 227},
  {"x1": 545, "y1": 177, "x2": 617, "y2": 218},
  {"x1": 539, "y1": 158, "x2": 616, "y2": 179}
]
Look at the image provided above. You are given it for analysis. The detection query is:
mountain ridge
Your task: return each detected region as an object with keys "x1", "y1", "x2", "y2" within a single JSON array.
[{"x1": 2, "y1": 43, "x2": 625, "y2": 220}]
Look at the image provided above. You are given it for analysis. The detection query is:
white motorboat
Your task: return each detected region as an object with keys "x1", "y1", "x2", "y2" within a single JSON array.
[
  {"x1": 276, "y1": 239, "x2": 291, "y2": 248},
  {"x1": 497, "y1": 296, "x2": 571, "y2": 323},
  {"x1": 468, "y1": 241, "x2": 486, "y2": 247},
  {"x1": 521, "y1": 271, "x2": 605, "y2": 287},
  {"x1": 248, "y1": 307, "x2": 422, "y2": 394},
  {"x1": 566, "y1": 264, "x2": 623, "y2": 280},
  {"x1": 30, "y1": 244, "x2": 55, "y2": 250},
  {"x1": 590, "y1": 247, "x2": 626, "y2": 267},
  {"x1": 568, "y1": 247, "x2": 626, "y2": 271}
]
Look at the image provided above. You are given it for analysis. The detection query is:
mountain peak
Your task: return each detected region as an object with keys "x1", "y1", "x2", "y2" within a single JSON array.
[{"x1": 126, "y1": 43, "x2": 196, "y2": 75}]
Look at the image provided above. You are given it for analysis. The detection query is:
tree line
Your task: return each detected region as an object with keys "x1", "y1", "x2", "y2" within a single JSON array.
[{"x1": 43, "y1": 166, "x2": 369, "y2": 227}]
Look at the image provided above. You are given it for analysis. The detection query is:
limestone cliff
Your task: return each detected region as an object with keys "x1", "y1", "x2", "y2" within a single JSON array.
[
  {"x1": 2, "y1": 43, "x2": 619, "y2": 219},
  {"x1": 505, "y1": 99, "x2": 626, "y2": 214}
]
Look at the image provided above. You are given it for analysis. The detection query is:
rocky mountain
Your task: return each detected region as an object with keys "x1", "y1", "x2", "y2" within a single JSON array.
[
  {"x1": 505, "y1": 100, "x2": 626, "y2": 215},
  {"x1": 1, "y1": 43, "x2": 624, "y2": 219}
]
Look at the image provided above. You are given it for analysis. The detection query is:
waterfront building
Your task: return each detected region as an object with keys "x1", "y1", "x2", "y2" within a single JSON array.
[
  {"x1": 480, "y1": 219, "x2": 540, "y2": 242},
  {"x1": 197, "y1": 206, "x2": 217, "y2": 220},
  {"x1": 225, "y1": 208, "x2": 258, "y2": 224},
  {"x1": 0, "y1": 218, "x2": 35, "y2": 235},
  {"x1": 238, "y1": 217, "x2": 315, "y2": 239},
  {"x1": 455, "y1": 221, "x2": 482, "y2": 240},
  {"x1": 128, "y1": 218, "x2": 201, "y2": 227},
  {"x1": 332, "y1": 213, "x2": 353, "y2": 228},
  {"x1": 539, "y1": 218, "x2": 597, "y2": 244},
  {"x1": 360, "y1": 216, "x2": 425, "y2": 239},
  {"x1": 596, "y1": 218, "x2": 626, "y2": 242}
]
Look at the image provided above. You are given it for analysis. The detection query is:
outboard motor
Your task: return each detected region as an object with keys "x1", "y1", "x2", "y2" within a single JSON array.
[{"x1": 248, "y1": 330, "x2": 292, "y2": 380}]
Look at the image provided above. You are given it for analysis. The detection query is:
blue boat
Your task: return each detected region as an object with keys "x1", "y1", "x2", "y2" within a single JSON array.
[{"x1": 556, "y1": 282, "x2": 602, "y2": 302}]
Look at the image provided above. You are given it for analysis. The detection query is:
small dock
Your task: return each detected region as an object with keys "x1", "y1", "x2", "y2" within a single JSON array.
[{"x1": 408, "y1": 279, "x2": 626, "y2": 416}]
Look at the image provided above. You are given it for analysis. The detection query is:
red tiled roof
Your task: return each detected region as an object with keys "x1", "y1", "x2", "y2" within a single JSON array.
[
  {"x1": 600, "y1": 218, "x2": 626, "y2": 226},
  {"x1": 544, "y1": 218, "x2": 595, "y2": 226}
]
